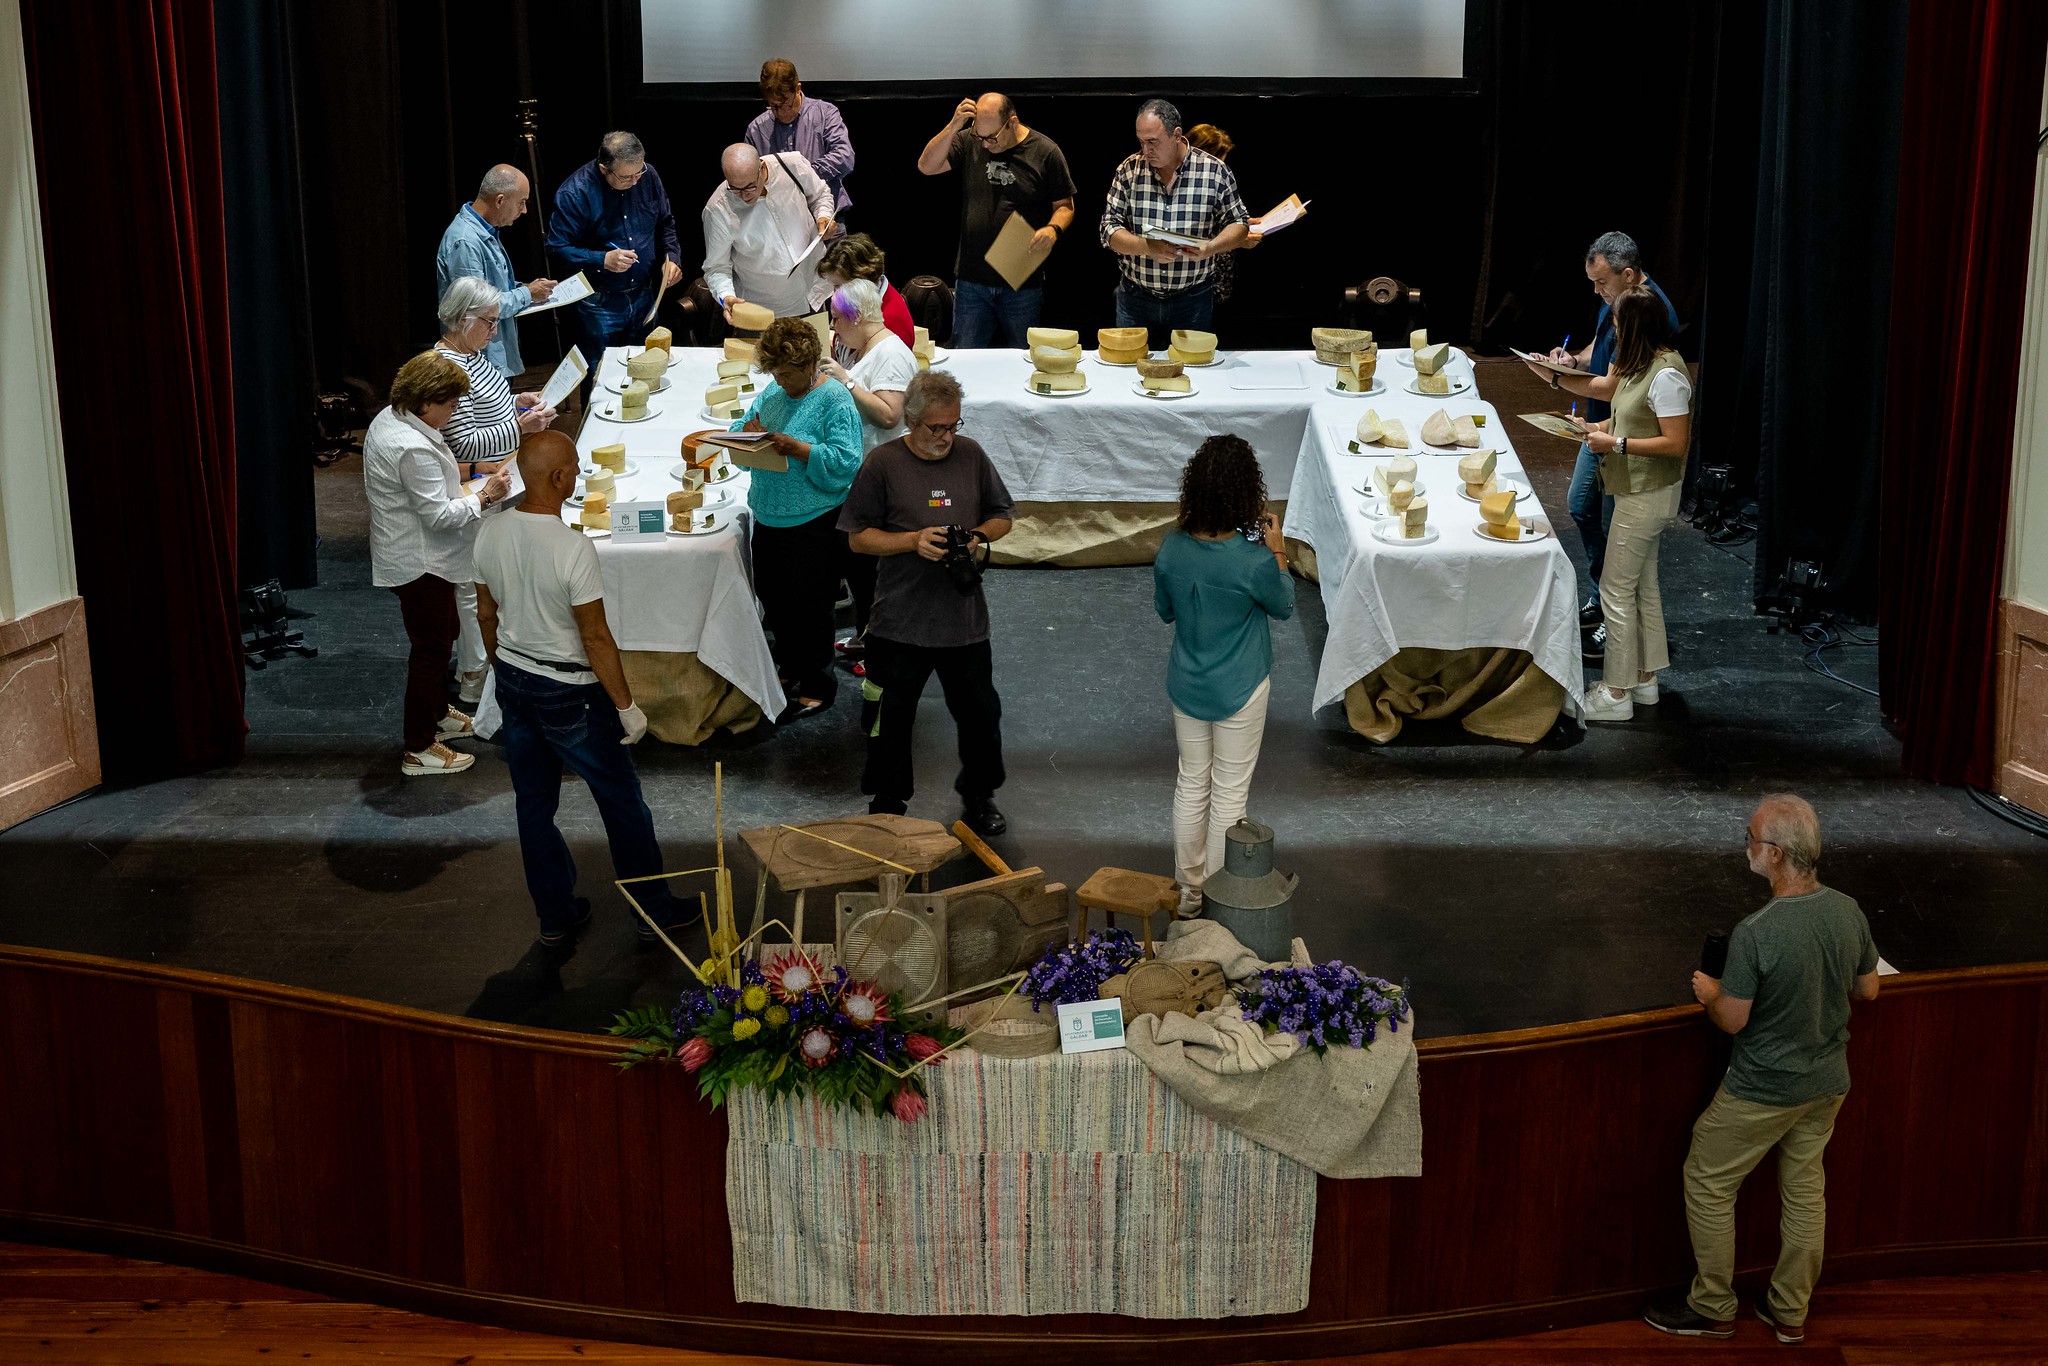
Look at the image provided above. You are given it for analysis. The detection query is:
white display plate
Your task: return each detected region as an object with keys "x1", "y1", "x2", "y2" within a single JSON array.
[
  {"x1": 659, "y1": 482, "x2": 737, "y2": 512},
  {"x1": 667, "y1": 516, "x2": 732, "y2": 537},
  {"x1": 592, "y1": 401, "x2": 662, "y2": 423},
  {"x1": 1371, "y1": 520, "x2": 1440, "y2": 546},
  {"x1": 579, "y1": 459, "x2": 642, "y2": 479},
  {"x1": 1323, "y1": 379, "x2": 1388, "y2": 398},
  {"x1": 1455, "y1": 477, "x2": 1531, "y2": 504},
  {"x1": 1168, "y1": 353, "x2": 1224, "y2": 367},
  {"x1": 1404, "y1": 375, "x2": 1474, "y2": 396},
  {"x1": 1471, "y1": 521, "x2": 1552, "y2": 544},
  {"x1": 606, "y1": 374, "x2": 672, "y2": 395},
  {"x1": 625, "y1": 348, "x2": 684, "y2": 370},
  {"x1": 700, "y1": 406, "x2": 749, "y2": 423},
  {"x1": 673, "y1": 461, "x2": 742, "y2": 486},
  {"x1": 1092, "y1": 351, "x2": 1146, "y2": 367},
  {"x1": 1365, "y1": 469, "x2": 1427, "y2": 498},
  {"x1": 1131, "y1": 379, "x2": 1197, "y2": 400},
  {"x1": 1022, "y1": 377, "x2": 1089, "y2": 398}
]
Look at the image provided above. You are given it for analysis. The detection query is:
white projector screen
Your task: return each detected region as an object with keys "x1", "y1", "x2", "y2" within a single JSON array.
[{"x1": 640, "y1": 0, "x2": 1468, "y2": 87}]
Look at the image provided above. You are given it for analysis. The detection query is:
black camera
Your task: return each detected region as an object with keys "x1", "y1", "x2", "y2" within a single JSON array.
[{"x1": 939, "y1": 526, "x2": 986, "y2": 595}]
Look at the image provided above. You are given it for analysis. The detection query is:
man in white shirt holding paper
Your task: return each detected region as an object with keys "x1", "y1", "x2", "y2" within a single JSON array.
[{"x1": 702, "y1": 143, "x2": 835, "y2": 326}]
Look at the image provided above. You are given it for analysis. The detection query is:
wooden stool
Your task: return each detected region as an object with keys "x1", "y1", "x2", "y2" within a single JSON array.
[
  {"x1": 1073, "y1": 867, "x2": 1180, "y2": 955},
  {"x1": 737, "y1": 814, "x2": 962, "y2": 952}
]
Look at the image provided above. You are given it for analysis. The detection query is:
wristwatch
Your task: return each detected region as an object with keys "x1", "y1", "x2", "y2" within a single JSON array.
[
  {"x1": 1549, "y1": 372, "x2": 1560, "y2": 390},
  {"x1": 1618, "y1": 436, "x2": 1629, "y2": 456}
]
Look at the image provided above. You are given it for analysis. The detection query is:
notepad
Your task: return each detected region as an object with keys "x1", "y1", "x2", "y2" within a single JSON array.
[
  {"x1": 534, "y1": 347, "x2": 588, "y2": 410},
  {"x1": 514, "y1": 271, "x2": 593, "y2": 317},
  {"x1": 983, "y1": 212, "x2": 1052, "y2": 291}
]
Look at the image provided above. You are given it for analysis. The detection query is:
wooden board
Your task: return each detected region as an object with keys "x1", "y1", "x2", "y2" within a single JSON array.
[{"x1": 737, "y1": 814, "x2": 962, "y2": 891}]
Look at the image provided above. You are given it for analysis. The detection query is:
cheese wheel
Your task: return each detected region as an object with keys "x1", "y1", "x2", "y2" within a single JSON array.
[
  {"x1": 1481, "y1": 518, "x2": 1520, "y2": 541},
  {"x1": 1409, "y1": 328, "x2": 1429, "y2": 350},
  {"x1": 1026, "y1": 326, "x2": 1081, "y2": 350},
  {"x1": 592, "y1": 443, "x2": 627, "y2": 472},
  {"x1": 1388, "y1": 479, "x2": 1415, "y2": 512},
  {"x1": 1480, "y1": 489, "x2": 1519, "y2": 525},
  {"x1": 626, "y1": 350, "x2": 666, "y2": 382},
  {"x1": 1029, "y1": 344, "x2": 1083, "y2": 373},
  {"x1": 1097, "y1": 326, "x2": 1148, "y2": 352},
  {"x1": 723, "y1": 338, "x2": 757, "y2": 362},
  {"x1": 1377, "y1": 418, "x2": 1410, "y2": 448},
  {"x1": 706, "y1": 383, "x2": 739, "y2": 407},
  {"x1": 1141, "y1": 375, "x2": 1192, "y2": 394},
  {"x1": 1416, "y1": 372, "x2": 1452, "y2": 395},
  {"x1": 1170, "y1": 329, "x2": 1217, "y2": 353},
  {"x1": 1312, "y1": 326, "x2": 1371, "y2": 353},
  {"x1": 621, "y1": 382, "x2": 650, "y2": 412},
  {"x1": 1166, "y1": 346, "x2": 1212, "y2": 365},
  {"x1": 730, "y1": 301, "x2": 774, "y2": 332},
  {"x1": 716, "y1": 358, "x2": 752, "y2": 380},
  {"x1": 643, "y1": 327, "x2": 672, "y2": 352},
  {"x1": 1335, "y1": 364, "x2": 1374, "y2": 392},
  {"x1": 585, "y1": 470, "x2": 615, "y2": 497},
  {"x1": 579, "y1": 504, "x2": 610, "y2": 530},
  {"x1": 1354, "y1": 411, "x2": 1383, "y2": 444},
  {"x1": 1458, "y1": 450, "x2": 1498, "y2": 487},
  {"x1": 667, "y1": 488, "x2": 704, "y2": 515},
  {"x1": 1135, "y1": 358, "x2": 1185, "y2": 379},
  {"x1": 1413, "y1": 342, "x2": 1452, "y2": 375},
  {"x1": 1098, "y1": 347, "x2": 1148, "y2": 365},
  {"x1": 1421, "y1": 409, "x2": 1456, "y2": 446},
  {"x1": 1027, "y1": 369, "x2": 1086, "y2": 392}
]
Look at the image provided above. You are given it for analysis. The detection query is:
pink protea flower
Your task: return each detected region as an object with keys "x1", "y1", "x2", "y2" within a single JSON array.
[
  {"x1": 904, "y1": 1033, "x2": 945, "y2": 1064},
  {"x1": 890, "y1": 1086, "x2": 928, "y2": 1123},
  {"x1": 797, "y1": 1026, "x2": 837, "y2": 1067},
  {"x1": 679, "y1": 1037, "x2": 713, "y2": 1073},
  {"x1": 763, "y1": 951, "x2": 824, "y2": 1002},
  {"x1": 838, "y1": 981, "x2": 892, "y2": 1029}
]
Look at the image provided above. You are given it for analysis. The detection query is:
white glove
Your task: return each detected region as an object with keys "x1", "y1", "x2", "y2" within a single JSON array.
[{"x1": 618, "y1": 703, "x2": 648, "y2": 745}]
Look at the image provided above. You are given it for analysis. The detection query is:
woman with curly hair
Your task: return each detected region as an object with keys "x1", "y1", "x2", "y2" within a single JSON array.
[
  {"x1": 734, "y1": 316, "x2": 865, "y2": 723},
  {"x1": 1152, "y1": 434, "x2": 1294, "y2": 916}
]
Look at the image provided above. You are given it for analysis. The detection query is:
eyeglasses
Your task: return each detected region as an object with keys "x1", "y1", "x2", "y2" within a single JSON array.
[
  {"x1": 976, "y1": 120, "x2": 1013, "y2": 146},
  {"x1": 1743, "y1": 828, "x2": 1780, "y2": 850},
  {"x1": 917, "y1": 419, "x2": 965, "y2": 437}
]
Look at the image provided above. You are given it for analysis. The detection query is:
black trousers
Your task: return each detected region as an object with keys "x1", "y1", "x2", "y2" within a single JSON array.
[
  {"x1": 861, "y1": 635, "x2": 1005, "y2": 807},
  {"x1": 753, "y1": 506, "x2": 845, "y2": 705}
]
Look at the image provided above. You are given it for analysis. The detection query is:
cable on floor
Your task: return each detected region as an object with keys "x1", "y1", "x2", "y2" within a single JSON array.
[{"x1": 1968, "y1": 785, "x2": 2048, "y2": 840}]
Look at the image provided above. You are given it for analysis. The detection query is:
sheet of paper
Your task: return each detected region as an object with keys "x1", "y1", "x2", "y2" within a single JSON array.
[
  {"x1": 514, "y1": 270, "x2": 592, "y2": 317},
  {"x1": 1517, "y1": 411, "x2": 1590, "y2": 442},
  {"x1": 1254, "y1": 194, "x2": 1310, "y2": 235},
  {"x1": 704, "y1": 432, "x2": 788, "y2": 472},
  {"x1": 800, "y1": 311, "x2": 831, "y2": 352},
  {"x1": 641, "y1": 267, "x2": 672, "y2": 325},
  {"x1": 983, "y1": 212, "x2": 1051, "y2": 291},
  {"x1": 1509, "y1": 346, "x2": 1595, "y2": 378},
  {"x1": 1142, "y1": 225, "x2": 1210, "y2": 250},
  {"x1": 1227, "y1": 362, "x2": 1309, "y2": 390},
  {"x1": 535, "y1": 347, "x2": 587, "y2": 411}
]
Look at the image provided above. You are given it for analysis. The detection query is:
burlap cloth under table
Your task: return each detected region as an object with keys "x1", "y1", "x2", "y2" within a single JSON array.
[{"x1": 618, "y1": 649, "x2": 764, "y2": 744}]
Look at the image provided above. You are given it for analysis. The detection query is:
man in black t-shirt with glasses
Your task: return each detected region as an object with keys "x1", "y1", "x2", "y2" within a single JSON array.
[
  {"x1": 839, "y1": 371, "x2": 1015, "y2": 837},
  {"x1": 917, "y1": 92, "x2": 1077, "y2": 349}
]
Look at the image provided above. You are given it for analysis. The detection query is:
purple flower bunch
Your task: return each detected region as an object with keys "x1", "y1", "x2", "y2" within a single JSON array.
[
  {"x1": 1235, "y1": 961, "x2": 1410, "y2": 1054},
  {"x1": 1022, "y1": 928, "x2": 1144, "y2": 1010}
]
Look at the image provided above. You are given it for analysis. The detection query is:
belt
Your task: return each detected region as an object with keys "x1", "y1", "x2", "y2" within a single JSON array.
[
  {"x1": 1121, "y1": 274, "x2": 1214, "y2": 302},
  {"x1": 500, "y1": 647, "x2": 596, "y2": 678}
]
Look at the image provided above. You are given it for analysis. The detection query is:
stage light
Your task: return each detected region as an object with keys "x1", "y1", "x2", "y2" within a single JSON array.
[
  {"x1": 242, "y1": 578, "x2": 317, "y2": 670},
  {"x1": 1757, "y1": 557, "x2": 1830, "y2": 631}
]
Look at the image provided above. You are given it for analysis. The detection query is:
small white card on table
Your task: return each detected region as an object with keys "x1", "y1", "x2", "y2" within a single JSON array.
[
  {"x1": 1056, "y1": 999, "x2": 1127, "y2": 1054},
  {"x1": 610, "y1": 501, "x2": 665, "y2": 542}
]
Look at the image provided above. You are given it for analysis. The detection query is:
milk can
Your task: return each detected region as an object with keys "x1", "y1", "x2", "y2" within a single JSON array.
[{"x1": 1200, "y1": 818, "x2": 1299, "y2": 963}]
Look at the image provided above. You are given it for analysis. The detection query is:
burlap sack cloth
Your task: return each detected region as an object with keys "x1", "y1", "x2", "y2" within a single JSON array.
[{"x1": 1121, "y1": 920, "x2": 1423, "y2": 1180}]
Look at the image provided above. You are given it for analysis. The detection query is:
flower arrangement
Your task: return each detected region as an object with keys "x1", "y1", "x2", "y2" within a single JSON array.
[
  {"x1": 1234, "y1": 962, "x2": 1410, "y2": 1053},
  {"x1": 1021, "y1": 928, "x2": 1145, "y2": 1009},
  {"x1": 609, "y1": 950, "x2": 961, "y2": 1121}
]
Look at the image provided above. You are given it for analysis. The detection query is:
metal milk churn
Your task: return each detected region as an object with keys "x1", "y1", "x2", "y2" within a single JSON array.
[{"x1": 1201, "y1": 818, "x2": 1299, "y2": 963}]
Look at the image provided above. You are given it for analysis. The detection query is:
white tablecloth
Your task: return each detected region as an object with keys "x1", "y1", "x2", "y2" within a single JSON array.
[
  {"x1": 1281, "y1": 351, "x2": 1585, "y2": 721},
  {"x1": 931, "y1": 347, "x2": 1322, "y2": 501},
  {"x1": 473, "y1": 345, "x2": 786, "y2": 735}
]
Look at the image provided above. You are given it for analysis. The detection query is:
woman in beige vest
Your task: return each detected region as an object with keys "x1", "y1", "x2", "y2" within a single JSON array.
[{"x1": 1580, "y1": 288, "x2": 1692, "y2": 721}]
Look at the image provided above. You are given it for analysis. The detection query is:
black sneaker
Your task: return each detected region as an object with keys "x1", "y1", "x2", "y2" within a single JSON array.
[
  {"x1": 538, "y1": 898, "x2": 593, "y2": 950},
  {"x1": 1756, "y1": 1302, "x2": 1805, "y2": 1344},
  {"x1": 962, "y1": 796, "x2": 1007, "y2": 838},
  {"x1": 1582, "y1": 623, "x2": 1606, "y2": 661},
  {"x1": 1643, "y1": 1289, "x2": 1735, "y2": 1339},
  {"x1": 1580, "y1": 596, "x2": 1603, "y2": 627}
]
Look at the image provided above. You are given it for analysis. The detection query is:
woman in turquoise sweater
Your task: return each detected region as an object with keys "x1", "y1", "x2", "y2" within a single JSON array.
[
  {"x1": 735, "y1": 318, "x2": 866, "y2": 722},
  {"x1": 1152, "y1": 434, "x2": 1295, "y2": 916}
]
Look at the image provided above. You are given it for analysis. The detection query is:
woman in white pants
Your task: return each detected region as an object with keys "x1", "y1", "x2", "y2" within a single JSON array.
[
  {"x1": 1152, "y1": 435, "x2": 1295, "y2": 916},
  {"x1": 1579, "y1": 287, "x2": 1693, "y2": 721}
]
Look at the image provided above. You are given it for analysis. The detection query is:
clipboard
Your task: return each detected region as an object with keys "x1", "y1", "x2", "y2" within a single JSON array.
[
  {"x1": 701, "y1": 432, "x2": 788, "y2": 472},
  {"x1": 641, "y1": 265, "x2": 672, "y2": 325},
  {"x1": 983, "y1": 212, "x2": 1051, "y2": 290},
  {"x1": 1517, "y1": 411, "x2": 1592, "y2": 441},
  {"x1": 515, "y1": 271, "x2": 592, "y2": 317},
  {"x1": 1510, "y1": 347, "x2": 1596, "y2": 378}
]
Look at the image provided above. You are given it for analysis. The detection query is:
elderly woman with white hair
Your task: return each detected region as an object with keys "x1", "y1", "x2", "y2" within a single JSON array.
[{"x1": 435, "y1": 275, "x2": 556, "y2": 701}]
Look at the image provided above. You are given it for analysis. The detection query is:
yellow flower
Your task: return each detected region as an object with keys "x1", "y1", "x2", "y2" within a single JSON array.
[
  {"x1": 765, "y1": 1005, "x2": 790, "y2": 1027},
  {"x1": 732, "y1": 1016, "x2": 762, "y2": 1041},
  {"x1": 741, "y1": 985, "x2": 770, "y2": 1013}
]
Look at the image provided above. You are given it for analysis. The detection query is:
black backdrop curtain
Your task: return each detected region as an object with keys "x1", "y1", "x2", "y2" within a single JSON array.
[
  {"x1": 21, "y1": 0, "x2": 247, "y2": 780},
  {"x1": 1692, "y1": 0, "x2": 1909, "y2": 617}
]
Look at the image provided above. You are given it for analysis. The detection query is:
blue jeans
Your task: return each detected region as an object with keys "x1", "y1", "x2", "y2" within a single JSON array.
[
  {"x1": 494, "y1": 661, "x2": 675, "y2": 938},
  {"x1": 1114, "y1": 279, "x2": 1215, "y2": 353},
  {"x1": 952, "y1": 279, "x2": 1043, "y2": 349},
  {"x1": 1567, "y1": 441, "x2": 1615, "y2": 587}
]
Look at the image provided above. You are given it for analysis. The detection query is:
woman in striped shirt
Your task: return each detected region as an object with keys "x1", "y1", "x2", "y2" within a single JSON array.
[{"x1": 435, "y1": 275, "x2": 557, "y2": 700}]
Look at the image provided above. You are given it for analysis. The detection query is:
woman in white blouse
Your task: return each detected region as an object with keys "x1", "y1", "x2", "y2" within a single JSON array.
[
  {"x1": 819, "y1": 278, "x2": 918, "y2": 667},
  {"x1": 362, "y1": 350, "x2": 511, "y2": 776},
  {"x1": 436, "y1": 275, "x2": 556, "y2": 701}
]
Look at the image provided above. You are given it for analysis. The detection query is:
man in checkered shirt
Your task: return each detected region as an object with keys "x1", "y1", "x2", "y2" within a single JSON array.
[{"x1": 1098, "y1": 98, "x2": 1250, "y2": 349}]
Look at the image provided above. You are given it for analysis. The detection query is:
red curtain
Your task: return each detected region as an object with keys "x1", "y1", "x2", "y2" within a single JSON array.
[
  {"x1": 21, "y1": 0, "x2": 246, "y2": 779},
  {"x1": 1878, "y1": 0, "x2": 2048, "y2": 786}
]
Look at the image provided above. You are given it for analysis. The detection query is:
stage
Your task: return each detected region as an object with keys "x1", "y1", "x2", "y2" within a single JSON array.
[{"x1": 1, "y1": 363, "x2": 2043, "y2": 1039}]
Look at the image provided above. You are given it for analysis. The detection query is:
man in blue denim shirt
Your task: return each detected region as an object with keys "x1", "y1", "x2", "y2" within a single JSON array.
[
  {"x1": 473, "y1": 431, "x2": 680, "y2": 949},
  {"x1": 435, "y1": 165, "x2": 556, "y2": 378},
  {"x1": 545, "y1": 132, "x2": 684, "y2": 368},
  {"x1": 1536, "y1": 231, "x2": 1680, "y2": 647}
]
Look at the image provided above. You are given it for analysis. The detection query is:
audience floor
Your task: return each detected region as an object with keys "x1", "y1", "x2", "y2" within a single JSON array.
[{"x1": 3, "y1": 362, "x2": 2044, "y2": 1038}]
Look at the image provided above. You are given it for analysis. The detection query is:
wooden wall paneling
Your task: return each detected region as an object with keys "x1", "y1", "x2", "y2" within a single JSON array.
[
  {"x1": 46, "y1": 974, "x2": 175, "y2": 1231},
  {"x1": 153, "y1": 990, "x2": 211, "y2": 1235},
  {"x1": 0, "y1": 967, "x2": 58, "y2": 1216},
  {"x1": 376, "y1": 1025, "x2": 465, "y2": 1286},
  {"x1": 610, "y1": 1060, "x2": 670, "y2": 1315},
  {"x1": 227, "y1": 998, "x2": 283, "y2": 1252},
  {"x1": 188, "y1": 991, "x2": 245, "y2": 1244}
]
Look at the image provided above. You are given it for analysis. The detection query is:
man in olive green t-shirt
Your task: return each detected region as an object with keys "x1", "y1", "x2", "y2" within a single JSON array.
[{"x1": 1645, "y1": 794, "x2": 1881, "y2": 1345}]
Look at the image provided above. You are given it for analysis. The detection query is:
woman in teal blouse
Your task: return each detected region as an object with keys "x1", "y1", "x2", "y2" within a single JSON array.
[
  {"x1": 1152, "y1": 434, "x2": 1295, "y2": 916},
  {"x1": 735, "y1": 317, "x2": 866, "y2": 722}
]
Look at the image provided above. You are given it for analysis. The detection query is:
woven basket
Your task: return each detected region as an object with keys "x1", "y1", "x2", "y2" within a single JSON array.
[{"x1": 957, "y1": 993, "x2": 1061, "y2": 1058}]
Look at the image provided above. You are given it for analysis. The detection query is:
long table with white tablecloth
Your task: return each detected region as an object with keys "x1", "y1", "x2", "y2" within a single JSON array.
[{"x1": 1281, "y1": 349, "x2": 1585, "y2": 740}]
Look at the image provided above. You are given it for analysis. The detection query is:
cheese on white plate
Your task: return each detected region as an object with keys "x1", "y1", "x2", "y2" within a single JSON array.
[
  {"x1": 1458, "y1": 450, "x2": 1498, "y2": 486},
  {"x1": 1026, "y1": 326, "x2": 1080, "y2": 350},
  {"x1": 1028, "y1": 369, "x2": 1086, "y2": 392},
  {"x1": 1141, "y1": 374, "x2": 1192, "y2": 394},
  {"x1": 1098, "y1": 326, "x2": 1147, "y2": 352},
  {"x1": 914, "y1": 325, "x2": 930, "y2": 348},
  {"x1": 1413, "y1": 342, "x2": 1452, "y2": 375},
  {"x1": 1377, "y1": 418, "x2": 1411, "y2": 448},
  {"x1": 723, "y1": 338, "x2": 757, "y2": 362},
  {"x1": 716, "y1": 358, "x2": 752, "y2": 381},
  {"x1": 1388, "y1": 479, "x2": 1415, "y2": 512},
  {"x1": 1409, "y1": 328, "x2": 1429, "y2": 350},
  {"x1": 1170, "y1": 328, "x2": 1217, "y2": 354},
  {"x1": 706, "y1": 383, "x2": 740, "y2": 407},
  {"x1": 643, "y1": 327, "x2": 672, "y2": 352},
  {"x1": 1136, "y1": 358, "x2": 1185, "y2": 379},
  {"x1": 1420, "y1": 409, "x2": 1456, "y2": 446},
  {"x1": 1354, "y1": 410, "x2": 1384, "y2": 444},
  {"x1": 1416, "y1": 372, "x2": 1452, "y2": 395},
  {"x1": 1029, "y1": 344, "x2": 1084, "y2": 373},
  {"x1": 1452, "y1": 416, "x2": 1482, "y2": 448},
  {"x1": 1398, "y1": 497, "x2": 1429, "y2": 537}
]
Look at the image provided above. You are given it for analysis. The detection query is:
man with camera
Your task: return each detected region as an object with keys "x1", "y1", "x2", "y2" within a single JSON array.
[{"x1": 839, "y1": 371, "x2": 1014, "y2": 836}]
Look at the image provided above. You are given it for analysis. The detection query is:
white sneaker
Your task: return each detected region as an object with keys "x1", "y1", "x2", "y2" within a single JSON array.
[
  {"x1": 402, "y1": 741, "x2": 475, "y2": 776},
  {"x1": 1631, "y1": 679, "x2": 1660, "y2": 705},
  {"x1": 1583, "y1": 686, "x2": 1635, "y2": 722},
  {"x1": 436, "y1": 707, "x2": 475, "y2": 740},
  {"x1": 458, "y1": 669, "x2": 487, "y2": 704}
]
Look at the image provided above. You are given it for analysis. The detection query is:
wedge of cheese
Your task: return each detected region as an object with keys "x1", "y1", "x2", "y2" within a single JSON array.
[
  {"x1": 1170, "y1": 328, "x2": 1217, "y2": 354},
  {"x1": 730, "y1": 301, "x2": 774, "y2": 332},
  {"x1": 579, "y1": 497, "x2": 610, "y2": 531},
  {"x1": 1421, "y1": 409, "x2": 1456, "y2": 446},
  {"x1": 1388, "y1": 479, "x2": 1416, "y2": 513},
  {"x1": 1028, "y1": 369, "x2": 1086, "y2": 392},
  {"x1": 585, "y1": 470, "x2": 615, "y2": 498},
  {"x1": 1372, "y1": 455, "x2": 1419, "y2": 496},
  {"x1": 1398, "y1": 497, "x2": 1429, "y2": 538},
  {"x1": 1030, "y1": 343, "x2": 1084, "y2": 373},
  {"x1": 1027, "y1": 326, "x2": 1080, "y2": 350},
  {"x1": 1377, "y1": 417, "x2": 1410, "y2": 448},
  {"x1": 1136, "y1": 358, "x2": 1185, "y2": 379},
  {"x1": 1312, "y1": 326, "x2": 1372, "y2": 364},
  {"x1": 620, "y1": 381, "x2": 650, "y2": 414},
  {"x1": 592, "y1": 442, "x2": 627, "y2": 473},
  {"x1": 626, "y1": 350, "x2": 666, "y2": 383},
  {"x1": 709, "y1": 399, "x2": 746, "y2": 420},
  {"x1": 1335, "y1": 358, "x2": 1376, "y2": 392},
  {"x1": 716, "y1": 358, "x2": 753, "y2": 381},
  {"x1": 705, "y1": 382, "x2": 739, "y2": 408},
  {"x1": 1416, "y1": 371, "x2": 1452, "y2": 395},
  {"x1": 1480, "y1": 489, "x2": 1520, "y2": 540},
  {"x1": 1098, "y1": 326, "x2": 1148, "y2": 353},
  {"x1": 1451, "y1": 416, "x2": 1482, "y2": 448},
  {"x1": 667, "y1": 488, "x2": 704, "y2": 516},
  {"x1": 1413, "y1": 342, "x2": 1452, "y2": 375},
  {"x1": 1167, "y1": 346, "x2": 1211, "y2": 365},
  {"x1": 914, "y1": 325, "x2": 930, "y2": 348},
  {"x1": 1458, "y1": 450, "x2": 1498, "y2": 489},
  {"x1": 644, "y1": 327, "x2": 673, "y2": 352},
  {"x1": 1142, "y1": 374, "x2": 1193, "y2": 394},
  {"x1": 680, "y1": 465, "x2": 706, "y2": 490},
  {"x1": 1354, "y1": 410, "x2": 1383, "y2": 444},
  {"x1": 1409, "y1": 328, "x2": 1429, "y2": 350},
  {"x1": 1098, "y1": 346, "x2": 1148, "y2": 365},
  {"x1": 723, "y1": 338, "x2": 758, "y2": 362}
]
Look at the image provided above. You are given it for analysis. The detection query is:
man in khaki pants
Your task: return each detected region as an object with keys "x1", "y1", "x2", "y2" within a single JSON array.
[{"x1": 1645, "y1": 794, "x2": 1881, "y2": 1344}]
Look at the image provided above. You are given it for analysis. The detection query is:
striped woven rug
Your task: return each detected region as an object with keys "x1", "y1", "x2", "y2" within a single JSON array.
[{"x1": 725, "y1": 1046, "x2": 1317, "y2": 1317}]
